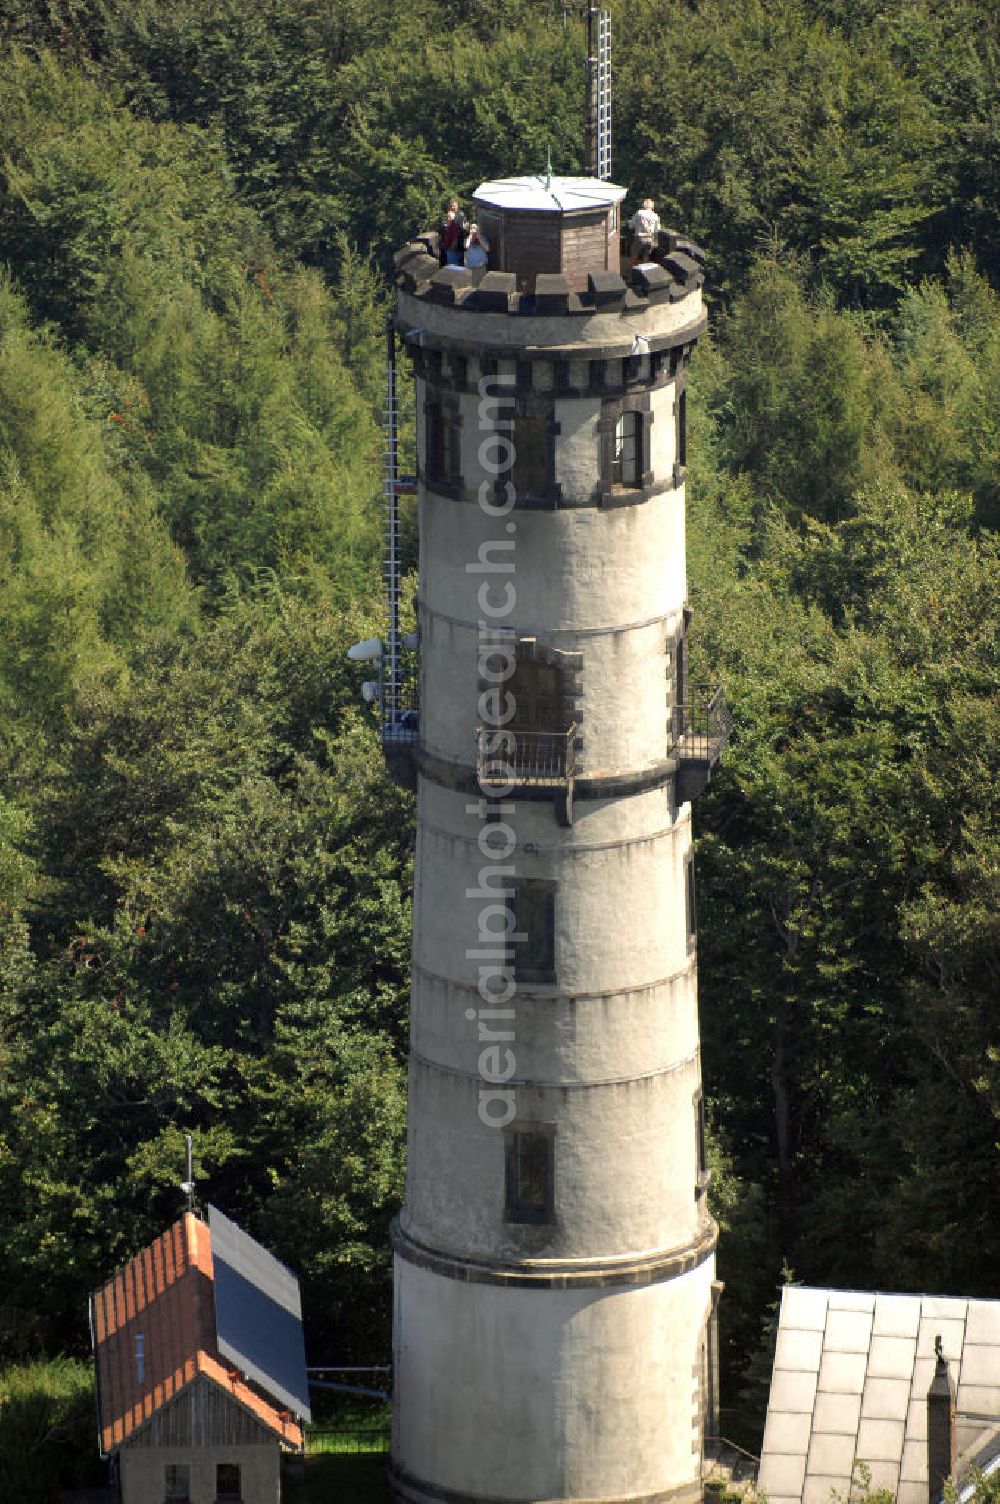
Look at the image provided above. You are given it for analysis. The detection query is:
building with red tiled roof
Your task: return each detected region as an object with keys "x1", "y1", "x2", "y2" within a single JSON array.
[{"x1": 90, "y1": 1210, "x2": 309, "y2": 1504}]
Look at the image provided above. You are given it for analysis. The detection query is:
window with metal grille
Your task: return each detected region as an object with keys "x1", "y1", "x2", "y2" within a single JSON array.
[
  {"x1": 216, "y1": 1462, "x2": 241, "y2": 1501},
  {"x1": 164, "y1": 1464, "x2": 190, "y2": 1502},
  {"x1": 511, "y1": 879, "x2": 556, "y2": 983},
  {"x1": 612, "y1": 410, "x2": 639, "y2": 487},
  {"x1": 505, "y1": 1129, "x2": 555, "y2": 1223}
]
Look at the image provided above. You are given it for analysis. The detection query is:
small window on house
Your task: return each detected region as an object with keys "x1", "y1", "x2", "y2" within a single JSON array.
[
  {"x1": 135, "y1": 1332, "x2": 145, "y2": 1385},
  {"x1": 685, "y1": 854, "x2": 697, "y2": 947},
  {"x1": 511, "y1": 880, "x2": 556, "y2": 983},
  {"x1": 511, "y1": 415, "x2": 549, "y2": 498},
  {"x1": 505, "y1": 1129, "x2": 554, "y2": 1223},
  {"x1": 216, "y1": 1462, "x2": 241, "y2": 1500},
  {"x1": 612, "y1": 410, "x2": 640, "y2": 488},
  {"x1": 694, "y1": 1090, "x2": 709, "y2": 1196},
  {"x1": 164, "y1": 1464, "x2": 190, "y2": 1502},
  {"x1": 427, "y1": 402, "x2": 460, "y2": 486}
]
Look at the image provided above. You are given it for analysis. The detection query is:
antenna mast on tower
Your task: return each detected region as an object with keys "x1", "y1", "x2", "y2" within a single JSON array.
[
  {"x1": 585, "y1": 7, "x2": 612, "y2": 180},
  {"x1": 180, "y1": 1133, "x2": 196, "y2": 1214},
  {"x1": 382, "y1": 317, "x2": 403, "y2": 736}
]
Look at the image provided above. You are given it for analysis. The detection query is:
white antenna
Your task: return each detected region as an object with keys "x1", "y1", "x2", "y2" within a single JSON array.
[{"x1": 180, "y1": 1133, "x2": 195, "y2": 1213}]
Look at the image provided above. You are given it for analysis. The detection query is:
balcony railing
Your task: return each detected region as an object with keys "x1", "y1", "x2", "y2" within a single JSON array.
[
  {"x1": 668, "y1": 685, "x2": 731, "y2": 800},
  {"x1": 476, "y1": 724, "x2": 578, "y2": 789},
  {"x1": 381, "y1": 681, "x2": 419, "y2": 747}
]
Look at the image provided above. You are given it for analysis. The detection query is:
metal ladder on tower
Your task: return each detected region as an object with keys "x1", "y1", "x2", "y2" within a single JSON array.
[
  {"x1": 382, "y1": 317, "x2": 403, "y2": 743},
  {"x1": 595, "y1": 8, "x2": 611, "y2": 180}
]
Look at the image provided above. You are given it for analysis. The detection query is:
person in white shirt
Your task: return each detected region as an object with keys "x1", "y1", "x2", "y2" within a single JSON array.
[{"x1": 628, "y1": 198, "x2": 661, "y2": 264}]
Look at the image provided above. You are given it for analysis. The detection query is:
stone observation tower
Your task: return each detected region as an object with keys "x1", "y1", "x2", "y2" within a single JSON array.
[{"x1": 382, "y1": 172, "x2": 730, "y2": 1504}]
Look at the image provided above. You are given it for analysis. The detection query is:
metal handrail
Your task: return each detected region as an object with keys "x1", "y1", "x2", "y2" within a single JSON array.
[
  {"x1": 668, "y1": 684, "x2": 733, "y2": 762},
  {"x1": 476, "y1": 723, "x2": 577, "y2": 786}
]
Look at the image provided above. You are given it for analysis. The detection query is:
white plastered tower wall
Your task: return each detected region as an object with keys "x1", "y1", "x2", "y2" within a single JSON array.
[{"x1": 387, "y1": 178, "x2": 724, "y2": 1504}]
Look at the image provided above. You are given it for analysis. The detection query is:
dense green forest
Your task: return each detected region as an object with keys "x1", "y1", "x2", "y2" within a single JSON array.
[{"x1": 0, "y1": 0, "x2": 998, "y2": 1479}]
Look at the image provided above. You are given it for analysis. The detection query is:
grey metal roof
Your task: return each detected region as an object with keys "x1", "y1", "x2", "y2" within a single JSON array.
[
  {"x1": 758, "y1": 1287, "x2": 1000, "y2": 1504},
  {"x1": 208, "y1": 1204, "x2": 312, "y2": 1422},
  {"x1": 473, "y1": 174, "x2": 627, "y2": 213}
]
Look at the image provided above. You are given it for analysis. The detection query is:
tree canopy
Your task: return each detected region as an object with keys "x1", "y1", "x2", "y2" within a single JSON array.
[{"x1": 0, "y1": 0, "x2": 997, "y2": 1473}]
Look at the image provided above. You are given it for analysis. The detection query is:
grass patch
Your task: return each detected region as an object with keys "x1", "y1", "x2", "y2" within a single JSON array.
[{"x1": 285, "y1": 1451, "x2": 389, "y2": 1504}]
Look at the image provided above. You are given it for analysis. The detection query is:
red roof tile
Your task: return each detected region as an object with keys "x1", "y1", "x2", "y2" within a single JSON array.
[{"x1": 91, "y1": 1213, "x2": 303, "y2": 1455}]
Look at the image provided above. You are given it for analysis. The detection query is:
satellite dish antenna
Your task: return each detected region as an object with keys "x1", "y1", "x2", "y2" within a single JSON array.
[
  {"x1": 361, "y1": 680, "x2": 380, "y2": 704},
  {"x1": 180, "y1": 1133, "x2": 196, "y2": 1214},
  {"x1": 347, "y1": 638, "x2": 384, "y2": 663}
]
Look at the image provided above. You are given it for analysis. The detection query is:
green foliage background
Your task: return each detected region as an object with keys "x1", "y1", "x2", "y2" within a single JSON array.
[{"x1": 0, "y1": 0, "x2": 998, "y2": 1476}]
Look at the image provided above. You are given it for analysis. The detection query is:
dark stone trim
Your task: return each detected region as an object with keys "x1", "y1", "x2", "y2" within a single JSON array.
[
  {"x1": 415, "y1": 745, "x2": 678, "y2": 801},
  {"x1": 389, "y1": 1462, "x2": 703, "y2": 1504},
  {"x1": 596, "y1": 391, "x2": 655, "y2": 506},
  {"x1": 421, "y1": 472, "x2": 680, "y2": 514},
  {"x1": 416, "y1": 356, "x2": 681, "y2": 401},
  {"x1": 391, "y1": 1217, "x2": 718, "y2": 1291}
]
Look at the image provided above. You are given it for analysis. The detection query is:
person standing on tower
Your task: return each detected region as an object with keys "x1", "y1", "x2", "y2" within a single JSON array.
[
  {"x1": 440, "y1": 198, "x2": 467, "y2": 265},
  {"x1": 464, "y1": 224, "x2": 490, "y2": 268},
  {"x1": 628, "y1": 197, "x2": 661, "y2": 264}
]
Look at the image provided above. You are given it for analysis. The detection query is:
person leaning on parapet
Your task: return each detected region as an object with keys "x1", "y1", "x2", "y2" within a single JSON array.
[
  {"x1": 628, "y1": 197, "x2": 661, "y2": 265},
  {"x1": 440, "y1": 198, "x2": 467, "y2": 266},
  {"x1": 464, "y1": 223, "x2": 490, "y2": 269}
]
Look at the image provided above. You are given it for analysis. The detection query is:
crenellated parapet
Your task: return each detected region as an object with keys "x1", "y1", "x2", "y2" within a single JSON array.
[{"x1": 394, "y1": 228, "x2": 706, "y2": 316}]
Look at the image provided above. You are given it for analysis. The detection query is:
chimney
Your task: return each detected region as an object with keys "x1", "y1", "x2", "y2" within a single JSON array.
[{"x1": 927, "y1": 1334, "x2": 957, "y2": 1504}]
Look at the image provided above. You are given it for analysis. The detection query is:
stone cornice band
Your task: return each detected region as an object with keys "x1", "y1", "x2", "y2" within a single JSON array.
[
  {"x1": 414, "y1": 744, "x2": 678, "y2": 801},
  {"x1": 408, "y1": 1046, "x2": 699, "y2": 1093},
  {"x1": 417, "y1": 596, "x2": 682, "y2": 641},
  {"x1": 389, "y1": 1461, "x2": 704, "y2": 1504},
  {"x1": 391, "y1": 1217, "x2": 718, "y2": 1292},
  {"x1": 411, "y1": 959, "x2": 695, "y2": 1006}
]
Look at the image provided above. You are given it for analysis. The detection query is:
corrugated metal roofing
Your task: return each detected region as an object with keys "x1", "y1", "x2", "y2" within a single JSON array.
[
  {"x1": 90, "y1": 1212, "x2": 305, "y2": 1456},
  {"x1": 473, "y1": 174, "x2": 627, "y2": 213},
  {"x1": 758, "y1": 1286, "x2": 1000, "y2": 1504}
]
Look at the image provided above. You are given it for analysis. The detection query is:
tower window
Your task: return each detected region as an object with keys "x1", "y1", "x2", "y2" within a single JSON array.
[
  {"x1": 164, "y1": 1464, "x2": 190, "y2": 1502},
  {"x1": 599, "y1": 399, "x2": 651, "y2": 501},
  {"x1": 427, "y1": 402, "x2": 461, "y2": 486},
  {"x1": 511, "y1": 415, "x2": 550, "y2": 499},
  {"x1": 505, "y1": 1128, "x2": 555, "y2": 1223},
  {"x1": 676, "y1": 387, "x2": 687, "y2": 471},
  {"x1": 511, "y1": 879, "x2": 556, "y2": 984},
  {"x1": 612, "y1": 410, "x2": 639, "y2": 487},
  {"x1": 685, "y1": 854, "x2": 697, "y2": 948},
  {"x1": 694, "y1": 1089, "x2": 710, "y2": 1197},
  {"x1": 216, "y1": 1463, "x2": 241, "y2": 1500}
]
